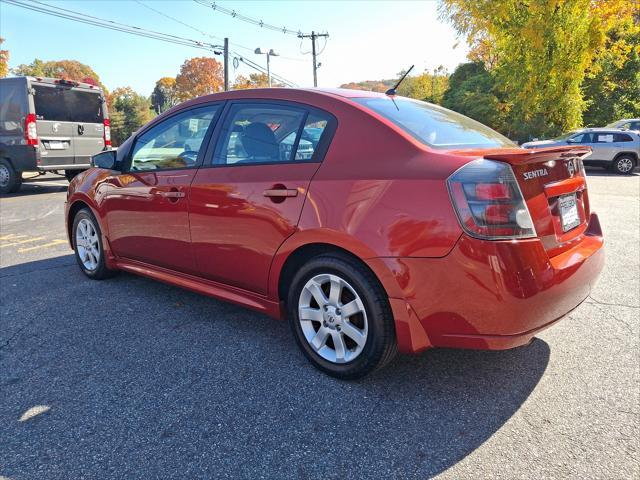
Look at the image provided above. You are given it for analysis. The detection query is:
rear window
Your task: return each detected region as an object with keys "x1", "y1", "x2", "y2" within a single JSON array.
[
  {"x1": 353, "y1": 97, "x2": 515, "y2": 150},
  {"x1": 33, "y1": 85, "x2": 104, "y2": 123}
]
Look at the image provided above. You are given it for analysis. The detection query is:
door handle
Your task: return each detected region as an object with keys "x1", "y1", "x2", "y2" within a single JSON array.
[
  {"x1": 157, "y1": 191, "x2": 186, "y2": 198},
  {"x1": 263, "y1": 188, "x2": 298, "y2": 198}
]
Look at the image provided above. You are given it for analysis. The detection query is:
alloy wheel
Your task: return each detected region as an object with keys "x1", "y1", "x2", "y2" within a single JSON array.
[
  {"x1": 298, "y1": 273, "x2": 368, "y2": 364},
  {"x1": 0, "y1": 165, "x2": 10, "y2": 188},
  {"x1": 75, "y1": 218, "x2": 100, "y2": 271},
  {"x1": 617, "y1": 157, "x2": 634, "y2": 173}
]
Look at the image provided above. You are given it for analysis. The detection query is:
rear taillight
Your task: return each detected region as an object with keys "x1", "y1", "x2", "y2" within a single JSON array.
[
  {"x1": 103, "y1": 119, "x2": 111, "y2": 147},
  {"x1": 447, "y1": 159, "x2": 536, "y2": 240},
  {"x1": 25, "y1": 113, "x2": 38, "y2": 146}
]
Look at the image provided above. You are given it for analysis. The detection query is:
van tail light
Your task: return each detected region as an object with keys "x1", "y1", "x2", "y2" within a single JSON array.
[
  {"x1": 103, "y1": 119, "x2": 112, "y2": 147},
  {"x1": 447, "y1": 159, "x2": 536, "y2": 240},
  {"x1": 25, "y1": 113, "x2": 38, "y2": 146}
]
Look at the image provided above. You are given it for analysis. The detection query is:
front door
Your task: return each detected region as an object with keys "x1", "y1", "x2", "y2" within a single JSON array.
[
  {"x1": 102, "y1": 104, "x2": 221, "y2": 273},
  {"x1": 189, "y1": 102, "x2": 334, "y2": 295}
]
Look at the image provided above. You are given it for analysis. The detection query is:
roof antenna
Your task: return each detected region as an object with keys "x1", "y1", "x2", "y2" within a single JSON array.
[{"x1": 386, "y1": 65, "x2": 414, "y2": 96}]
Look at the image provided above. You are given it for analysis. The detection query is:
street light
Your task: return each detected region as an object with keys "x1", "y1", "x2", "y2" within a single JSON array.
[{"x1": 254, "y1": 48, "x2": 279, "y2": 87}]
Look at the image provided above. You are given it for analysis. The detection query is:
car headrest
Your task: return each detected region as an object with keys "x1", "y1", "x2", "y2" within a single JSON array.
[{"x1": 242, "y1": 122, "x2": 279, "y2": 160}]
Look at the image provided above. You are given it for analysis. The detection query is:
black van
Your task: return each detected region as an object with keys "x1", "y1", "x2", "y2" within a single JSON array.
[{"x1": 0, "y1": 76, "x2": 110, "y2": 193}]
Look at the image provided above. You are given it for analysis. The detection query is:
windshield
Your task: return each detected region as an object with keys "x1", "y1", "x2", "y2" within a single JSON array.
[
  {"x1": 552, "y1": 131, "x2": 581, "y2": 141},
  {"x1": 353, "y1": 97, "x2": 515, "y2": 149}
]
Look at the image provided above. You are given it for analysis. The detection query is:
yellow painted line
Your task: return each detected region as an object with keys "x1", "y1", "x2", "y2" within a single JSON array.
[
  {"x1": 18, "y1": 239, "x2": 67, "y2": 253},
  {"x1": 1, "y1": 236, "x2": 46, "y2": 247},
  {"x1": 0, "y1": 234, "x2": 27, "y2": 241}
]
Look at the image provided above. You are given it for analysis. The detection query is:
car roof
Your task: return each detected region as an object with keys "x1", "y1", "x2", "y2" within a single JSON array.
[{"x1": 182, "y1": 87, "x2": 387, "y2": 105}]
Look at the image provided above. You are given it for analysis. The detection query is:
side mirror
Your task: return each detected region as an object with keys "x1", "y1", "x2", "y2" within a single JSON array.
[{"x1": 92, "y1": 150, "x2": 117, "y2": 170}]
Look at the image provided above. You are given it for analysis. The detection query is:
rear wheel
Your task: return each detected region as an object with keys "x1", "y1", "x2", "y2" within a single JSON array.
[
  {"x1": 0, "y1": 159, "x2": 22, "y2": 194},
  {"x1": 72, "y1": 208, "x2": 117, "y2": 279},
  {"x1": 612, "y1": 155, "x2": 636, "y2": 175},
  {"x1": 287, "y1": 254, "x2": 397, "y2": 379}
]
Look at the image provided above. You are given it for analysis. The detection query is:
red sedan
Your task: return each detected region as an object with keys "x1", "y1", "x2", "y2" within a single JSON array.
[{"x1": 65, "y1": 88, "x2": 604, "y2": 379}]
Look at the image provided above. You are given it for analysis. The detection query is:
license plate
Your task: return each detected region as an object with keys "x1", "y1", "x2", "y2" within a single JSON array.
[
  {"x1": 559, "y1": 194, "x2": 580, "y2": 232},
  {"x1": 48, "y1": 141, "x2": 65, "y2": 150}
]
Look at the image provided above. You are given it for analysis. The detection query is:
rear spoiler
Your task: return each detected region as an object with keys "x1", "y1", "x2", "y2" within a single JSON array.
[{"x1": 483, "y1": 145, "x2": 592, "y2": 166}]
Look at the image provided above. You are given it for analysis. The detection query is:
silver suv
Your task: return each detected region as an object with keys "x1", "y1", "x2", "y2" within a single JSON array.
[
  {"x1": 522, "y1": 128, "x2": 639, "y2": 175},
  {"x1": 607, "y1": 118, "x2": 640, "y2": 131}
]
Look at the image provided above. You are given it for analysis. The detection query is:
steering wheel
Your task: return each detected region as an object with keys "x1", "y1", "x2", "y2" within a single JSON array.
[{"x1": 178, "y1": 150, "x2": 199, "y2": 165}]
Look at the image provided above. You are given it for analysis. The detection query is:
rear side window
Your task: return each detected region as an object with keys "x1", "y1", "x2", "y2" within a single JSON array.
[
  {"x1": 613, "y1": 133, "x2": 633, "y2": 142},
  {"x1": 353, "y1": 97, "x2": 515, "y2": 149},
  {"x1": 33, "y1": 85, "x2": 103, "y2": 123},
  {"x1": 0, "y1": 82, "x2": 26, "y2": 136},
  {"x1": 593, "y1": 133, "x2": 615, "y2": 143},
  {"x1": 213, "y1": 104, "x2": 308, "y2": 165}
]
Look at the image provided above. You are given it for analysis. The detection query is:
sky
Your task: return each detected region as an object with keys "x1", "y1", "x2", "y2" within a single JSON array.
[{"x1": 1, "y1": 0, "x2": 470, "y2": 95}]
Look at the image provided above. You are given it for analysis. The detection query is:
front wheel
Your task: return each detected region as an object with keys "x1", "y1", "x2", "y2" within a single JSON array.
[
  {"x1": 612, "y1": 155, "x2": 636, "y2": 175},
  {"x1": 288, "y1": 254, "x2": 397, "y2": 379},
  {"x1": 72, "y1": 208, "x2": 117, "y2": 279},
  {"x1": 0, "y1": 159, "x2": 22, "y2": 194}
]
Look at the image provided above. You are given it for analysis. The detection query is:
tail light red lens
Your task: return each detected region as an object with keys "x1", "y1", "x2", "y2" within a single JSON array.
[
  {"x1": 103, "y1": 119, "x2": 112, "y2": 147},
  {"x1": 447, "y1": 159, "x2": 536, "y2": 240},
  {"x1": 25, "y1": 113, "x2": 38, "y2": 146}
]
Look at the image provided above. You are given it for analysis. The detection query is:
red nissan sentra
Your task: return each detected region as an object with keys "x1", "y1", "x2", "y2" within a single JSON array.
[{"x1": 65, "y1": 88, "x2": 604, "y2": 379}]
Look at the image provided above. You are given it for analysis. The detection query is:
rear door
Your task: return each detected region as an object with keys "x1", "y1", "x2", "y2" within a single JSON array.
[
  {"x1": 589, "y1": 132, "x2": 617, "y2": 161},
  {"x1": 67, "y1": 87, "x2": 106, "y2": 166},
  {"x1": 31, "y1": 84, "x2": 75, "y2": 166},
  {"x1": 189, "y1": 102, "x2": 336, "y2": 295}
]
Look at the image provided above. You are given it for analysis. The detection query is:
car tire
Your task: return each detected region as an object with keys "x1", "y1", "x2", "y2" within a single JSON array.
[
  {"x1": 65, "y1": 170, "x2": 80, "y2": 182},
  {"x1": 287, "y1": 254, "x2": 397, "y2": 379},
  {"x1": 72, "y1": 208, "x2": 117, "y2": 280},
  {"x1": 0, "y1": 159, "x2": 22, "y2": 194},
  {"x1": 611, "y1": 155, "x2": 636, "y2": 175}
]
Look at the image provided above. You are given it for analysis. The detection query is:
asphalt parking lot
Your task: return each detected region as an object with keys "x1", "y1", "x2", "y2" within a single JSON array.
[{"x1": 1, "y1": 170, "x2": 638, "y2": 479}]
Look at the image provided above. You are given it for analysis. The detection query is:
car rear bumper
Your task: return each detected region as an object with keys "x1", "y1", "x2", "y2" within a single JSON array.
[{"x1": 369, "y1": 212, "x2": 605, "y2": 354}]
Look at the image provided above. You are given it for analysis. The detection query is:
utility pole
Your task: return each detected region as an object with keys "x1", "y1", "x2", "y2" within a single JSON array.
[
  {"x1": 223, "y1": 37, "x2": 229, "y2": 91},
  {"x1": 298, "y1": 31, "x2": 329, "y2": 87}
]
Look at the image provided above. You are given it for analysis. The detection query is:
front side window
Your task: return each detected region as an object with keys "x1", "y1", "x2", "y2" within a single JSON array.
[
  {"x1": 353, "y1": 97, "x2": 515, "y2": 149},
  {"x1": 130, "y1": 105, "x2": 219, "y2": 171},
  {"x1": 213, "y1": 104, "x2": 310, "y2": 165}
]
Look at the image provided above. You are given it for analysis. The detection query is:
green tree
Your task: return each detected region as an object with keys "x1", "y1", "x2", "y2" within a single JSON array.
[
  {"x1": 582, "y1": 13, "x2": 640, "y2": 126},
  {"x1": 13, "y1": 59, "x2": 105, "y2": 91},
  {"x1": 439, "y1": 0, "x2": 634, "y2": 141},
  {"x1": 151, "y1": 77, "x2": 178, "y2": 114},
  {"x1": 396, "y1": 67, "x2": 449, "y2": 104},
  {"x1": 0, "y1": 37, "x2": 9, "y2": 78},
  {"x1": 108, "y1": 87, "x2": 154, "y2": 146},
  {"x1": 441, "y1": 62, "x2": 508, "y2": 133}
]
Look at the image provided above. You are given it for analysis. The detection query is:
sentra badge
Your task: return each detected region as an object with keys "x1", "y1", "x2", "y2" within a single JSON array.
[{"x1": 523, "y1": 168, "x2": 549, "y2": 180}]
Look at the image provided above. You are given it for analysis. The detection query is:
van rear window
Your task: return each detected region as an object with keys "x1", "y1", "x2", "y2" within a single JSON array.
[{"x1": 33, "y1": 85, "x2": 103, "y2": 123}]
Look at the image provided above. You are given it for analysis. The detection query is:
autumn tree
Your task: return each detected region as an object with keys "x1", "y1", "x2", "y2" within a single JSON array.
[
  {"x1": 233, "y1": 73, "x2": 281, "y2": 89},
  {"x1": 396, "y1": 67, "x2": 449, "y2": 104},
  {"x1": 13, "y1": 59, "x2": 105, "y2": 91},
  {"x1": 175, "y1": 57, "x2": 224, "y2": 101},
  {"x1": 151, "y1": 77, "x2": 178, "y2": 114},
  {"x1": 108, "y1": 87, "x2": 154, "y2": 146},
  {"x1": 439, "y1": 0, "x2": 635, "y2": 140},
  {"x1": 0, "y1": 37, "x2": 9, "y2": 78}
]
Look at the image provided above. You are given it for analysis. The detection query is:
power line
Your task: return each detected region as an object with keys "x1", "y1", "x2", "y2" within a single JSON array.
[
  {"x1": 193, "y1": 0, "x2": 308, "y2": 37},
  {"x1": 131, "y1": 0, "x2": 299, "y2": 85},
  {"x1": 4, "y1": 0, "x2": 222, "y2": 52}
]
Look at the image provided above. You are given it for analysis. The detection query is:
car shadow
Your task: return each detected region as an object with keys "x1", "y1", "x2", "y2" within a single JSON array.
[
  {"x1": 0, "y1": 175, "x2": 69, "y2": 198},
  {"x1": 1, "y1": 256, "x2": 550, "y2": 478}
]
